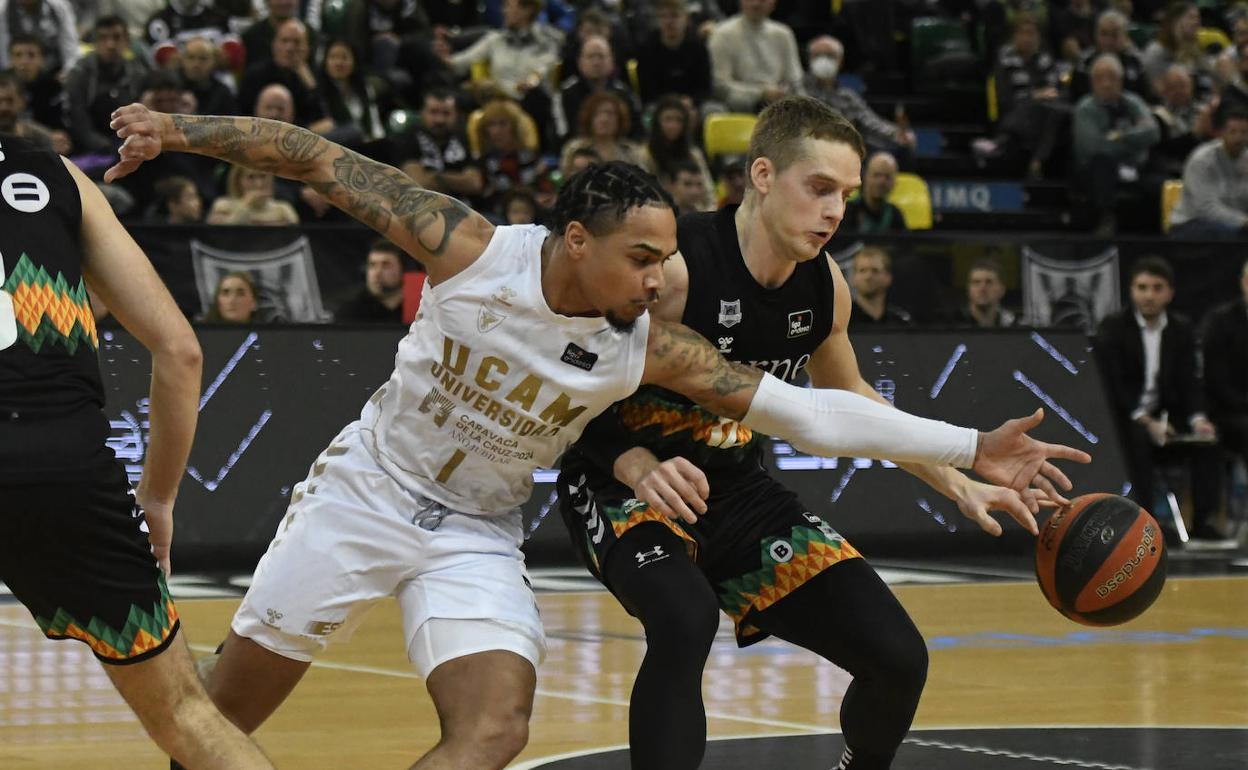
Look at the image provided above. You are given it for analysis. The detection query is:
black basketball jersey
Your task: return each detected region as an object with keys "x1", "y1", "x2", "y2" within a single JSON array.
[
  {"x1": 578, "y1": 206, "x2": 836, "y2": 482},
  {"x1": 0, "y1": 133, "x2": 109, "y2": 482}
]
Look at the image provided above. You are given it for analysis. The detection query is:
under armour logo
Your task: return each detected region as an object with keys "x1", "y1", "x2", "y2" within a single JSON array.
[{"x1": 634, "y1": 545, "x2": 669, "y2": 567}]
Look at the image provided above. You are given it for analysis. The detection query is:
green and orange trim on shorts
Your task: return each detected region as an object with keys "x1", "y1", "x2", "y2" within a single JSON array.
[
  {"x1": 35, "y1": 574, "x2": 180, "y2": 664},
  {"x1": 719, "y1": 526, "x2": 862, "y2": 645}
]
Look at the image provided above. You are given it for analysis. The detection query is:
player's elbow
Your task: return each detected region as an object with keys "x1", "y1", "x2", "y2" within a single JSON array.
[{"x1": 153, "y1": 329, "x2": 203, "y2": 376}]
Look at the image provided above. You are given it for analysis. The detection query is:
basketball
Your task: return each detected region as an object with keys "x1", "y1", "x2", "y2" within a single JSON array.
[{"x1": 1035, "y1": 493, "x2": 1167, "y2": 626}]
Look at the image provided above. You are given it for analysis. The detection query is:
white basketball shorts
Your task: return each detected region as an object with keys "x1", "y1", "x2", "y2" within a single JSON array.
[{"x1": 232, "y1": 423, "x2": 546, "y2": 677}]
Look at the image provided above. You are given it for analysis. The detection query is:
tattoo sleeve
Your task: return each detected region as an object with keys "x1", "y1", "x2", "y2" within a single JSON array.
[
  {"x1": 648, "y1": 320, "x2": 761, "y2": 419},
  {"x1": 168, "y1": 115, "x2": 475, "y2": 259}
]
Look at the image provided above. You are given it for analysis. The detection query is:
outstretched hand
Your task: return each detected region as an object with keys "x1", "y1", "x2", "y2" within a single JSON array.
[
  {"x1": 972, "y1": 408, "x2": 1091, "y2": 505},
  {"x1": 953, "y1": 479, "x2": 1058, "y2": 537},
  {"x1": 104, "y1": 104, "x2": 167, "y2": 183}
]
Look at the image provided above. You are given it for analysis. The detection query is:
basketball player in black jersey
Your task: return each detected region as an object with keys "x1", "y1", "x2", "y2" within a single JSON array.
[
  {"x1": 557, "y1": 97, "x2": 1071, "y2": 770},
  {"x1": 108, "y1": 100, "x2": 1089, "y2": 770},
  {"x1": 0, "y1": 134, "x2": 272, "y2": 768}
]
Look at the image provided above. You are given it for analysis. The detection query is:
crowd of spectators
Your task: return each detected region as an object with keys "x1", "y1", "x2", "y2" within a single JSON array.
[
  {"x1": 4, "y1": 0, "x2": 1244, "y2": 543},
  {"x1": 3, "y1": 0, "x2": 1245, "y2": 238}
]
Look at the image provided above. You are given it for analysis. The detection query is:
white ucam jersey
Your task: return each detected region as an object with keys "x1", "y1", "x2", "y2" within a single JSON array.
[{"x1": 358, "y1": 224, "x2": 650, "y2": 516}]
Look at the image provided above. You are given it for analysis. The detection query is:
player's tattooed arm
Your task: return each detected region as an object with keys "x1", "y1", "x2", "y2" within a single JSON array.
[
  {"x1": 108, "y1": 108, "x2": 491, "y2": 274},
  {"x1": 642, "y1": 319, "x2": 762, "y2": 420}
]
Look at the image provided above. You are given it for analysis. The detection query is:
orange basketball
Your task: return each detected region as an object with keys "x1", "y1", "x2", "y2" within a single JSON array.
[{"x1": 1034, "y1": 493, "x2": 1167, "y2": 626}]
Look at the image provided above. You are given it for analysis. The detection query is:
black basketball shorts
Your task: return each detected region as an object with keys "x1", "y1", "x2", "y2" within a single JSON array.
[
  {"x1": 558, "y1": 465, "x2": 862, "y2": 645},
  {"x1": 0, "y1": 461, "x2": 180, "y2": 664}
]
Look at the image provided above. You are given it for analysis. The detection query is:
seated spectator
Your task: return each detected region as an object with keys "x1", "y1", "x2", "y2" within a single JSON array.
[
  {"x1": 207, "y1": 165, "x2": 300, "y2": 226},
  {"x1": 558, "y1": 91, "x2": 643, "y2": 178},
  {"x1": 843, "y1": 152, "x2": 908, "y2": 234},
  {"x1": 1070, "y1": 9, "x2": 1153, "y2": 103},
  {"x1": 1072, "y1": 53, "x2": 1160, "y2": 235},
  {"x1": 848, "y1": 246, "x2": 911, "y2": 327},
  {"x1": 143, "y1": 0, "x2": 230, "y2": 48},
  {"x1": 1148, "y1": 65, "x2": 1214, "y2": 179},
  {"x1": 1168, "y1": 109, "x2": 1248, "y2": 237},
  {"x1": 707, "y1": 0, "x2": 803, "y2": 112},
  {"x1": 444, "y1": 0, "x2": 561, "y2": 145},
  {"x1": 317, "y1": 38, "x2": 385, "y2": 144},
  {"x1": 399, "y1": 88, "x2": 483, "y2": 200},
  {"x1": 952, "y1": 260, "x2": 1019, "y2": 327},
  {"x1": 6, "y1": 35, "x2": 69, "y2": 151},
  {"x1": 242, "y1": 0, "x2": 319, "y2": 68},
  {"x1": 151, "y1": 175, "x2": 203, "y2": 224},
  {"x1": 562, "y1": 145, "x2": 600, "y2": 178},
  {"x1": 475, "y1": 98, "x2": 555, "y2": 216},
  {"x1": 1218, "y1": 41, "x2": 1248, "y2": 121},
  {"x1": 1202, "y1": 258, "x2": 1248, "y2": 491},
  {"x1": 1054, "y1": 0, "x2": 1096, "y2": 62},
  {"x1": 335, "y1": 240, "x2": 411, "y2": 323},
  {"x1": 803, "y1": 35, "x2": 915, "y2": 162},
  {"x1": 202, "y1": 271, "x2": 260, "y2": 323},
  {"x1": 500, "y1": 187, "x2": 541, "y2": 224},
  {"x1": 64, "y1": 15, "x2": 148, "y2": 155},
  {"x1": 1214, "y1": 10, "x2": 1248, "y2": 87},
  {"x1": 988, "y1": 14, "x2": 1069, "y2": 179},
  {"x1": 1094, "y1": 256, "x2": 1224, "y2": 544},
  {"x1": 0, "y1": 72, "x2": 54, "y2": 149},
  {"x1": 340, "y1": 0, "x2": 430, "y2": 75},
  {"x1": 250, "y1": 82, "x2": 336, "y2": 219},
  {"x1": 0, "y1": 0, "x2": 79, "y2": 76},
  {"x1": 553, "y1": 33, "x2": 640, "y2": 143},
  {"x1": 639, "y1": 94, "x2": 714, "y2": 212},
  {"x1": 634, "y1": 0, "x2": 712, "y2": 108},
  {"x1": 178, "y1": 35, "x2": 237, "y2": 116},
  {"x1": 668, "y1": 158, "x2": 712, "y2": 215},
  {"x1": 1140, "y1": 2, "x2": 1216, "y2": 99},
  {"x1": 237, "y1": 18, "x2": 332, "y2": 133},
  {"x1": 81, "y1": 0, "x2": 158, "y2": 42},
  {"x1": 558, "y1": 7, "x2": 632, "y2": 95}
]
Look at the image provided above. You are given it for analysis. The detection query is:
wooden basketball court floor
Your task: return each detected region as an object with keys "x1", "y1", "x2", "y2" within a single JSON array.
[{"x1": 1, "y1": 571, "x2": 1245, "y2": 769}]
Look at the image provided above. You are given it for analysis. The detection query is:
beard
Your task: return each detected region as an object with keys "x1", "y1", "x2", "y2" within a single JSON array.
[{"x1": 605, "y1": 310, "x2": 637, "y2": 332}]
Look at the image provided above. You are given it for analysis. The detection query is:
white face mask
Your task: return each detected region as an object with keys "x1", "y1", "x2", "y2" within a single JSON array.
[{"x1": 810, "y1": 55, "x2": 840, "y2": 80}]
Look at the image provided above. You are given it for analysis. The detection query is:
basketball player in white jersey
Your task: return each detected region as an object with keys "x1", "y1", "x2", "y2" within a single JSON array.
[{"x1": 106, "y1": 103, "x2": 1090, "y2": 769}]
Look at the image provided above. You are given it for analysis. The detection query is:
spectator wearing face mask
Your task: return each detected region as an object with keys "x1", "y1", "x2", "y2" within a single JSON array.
[{"x1": 802, "y1": 35, "x2": 915, "y2": 161}]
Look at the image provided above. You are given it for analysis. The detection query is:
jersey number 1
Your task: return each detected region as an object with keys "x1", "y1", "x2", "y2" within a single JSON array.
[{"x1": 0, "y1": 251, "x2": 17, "y2": 351}]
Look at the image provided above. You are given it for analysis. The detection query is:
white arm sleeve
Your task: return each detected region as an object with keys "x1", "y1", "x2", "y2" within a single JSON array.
[{"x1": 742, "y1": 372, "x2": 980, "y2": 468}]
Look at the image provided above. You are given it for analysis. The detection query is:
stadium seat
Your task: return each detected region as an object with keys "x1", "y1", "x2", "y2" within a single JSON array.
[
  {"x1": 1197, "y1": 27, "x2": 1231, "y2": 53},
  {"x1": 703, "y1": 113, "x2": 756, "y2": 163},
  {"x1": 987, "y1": 74, "x2": 998, "y2": 123},
  {"x1": 1161, "y1": 179, "x2": 1183, "y2": 233},
  {"x1": 471, "y1": 59, "x2": 491, "y2": 83},
  {"x1": 888, "y1": 172, "x2": 933, "y2": 230},
  {"x1": 466, "y1": 101, "x2": 541, "y2": 157},
  {"x1": 627, "y1": 59, "x2": 640, "y2": 95}
]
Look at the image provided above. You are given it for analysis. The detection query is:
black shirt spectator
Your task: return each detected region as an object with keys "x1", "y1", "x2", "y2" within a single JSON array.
[
  {"x1": 848, "y1": 247, "x2": 912, "y2": 327},
  {"x1": 843, "y1": 152, "x2": 908, "y2": 234},
  {"x1": 144, "y1": 0, "x2": 229, "y2": 47},
  {"x1": 237, "y1": 19, "x2": 327, "y2": 129},
  {"x1": 553, "y1": 34, "x2": 641, "y2": 142},
  {"x1": 64, "y1": 16, "x2": 148, "y2": 154},
  {"x1": 635, "y1": 0, "x2": 712, "y2": 106},
  {"x1": 178, "y1": 35, "x2": 237, "y2": 116}
]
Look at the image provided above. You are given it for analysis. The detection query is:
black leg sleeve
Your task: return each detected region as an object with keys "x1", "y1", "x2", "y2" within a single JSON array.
[
  {"x1": 603, "y1": 523, "x2": 722, "y2": 770},
  {"x1": 751, "y1": 559, "x2": 929, "y2": 770}
]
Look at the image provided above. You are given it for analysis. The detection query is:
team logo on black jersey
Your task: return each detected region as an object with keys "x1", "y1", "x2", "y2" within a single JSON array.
[
  {"x1": 718, "y1": 299, "x2": 742, "y2": 328},
  {"x1": 1, "y1": 173, "x2": 50, "y2": 213},
  {"x1": 560, "y1": 342, "x2": 598, "y2": 371},
  {"x1": 787, "y1": 310, "x2": 813, "y2": 338}
]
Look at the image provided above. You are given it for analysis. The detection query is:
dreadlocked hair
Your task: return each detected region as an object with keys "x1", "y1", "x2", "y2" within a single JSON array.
[{"x1": 551, "y1": 161, "x2": 674, "y2": 236}]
